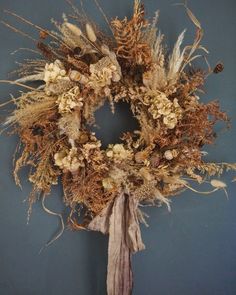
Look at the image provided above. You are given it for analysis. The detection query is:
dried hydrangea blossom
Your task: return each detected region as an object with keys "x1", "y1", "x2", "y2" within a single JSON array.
[
  {"x1": 43, "y1": 60, "x2": 70, "y2": 96},
  {"x1": 106, "y1": 144, "x2": 133, "y2": 162},
  {"x1": 164, "y1": 149, "x2": 178, "y2": 160},
  {"x1": 57, "y1": 86, "x2": 83, "y2": 114},
  {"x1": 144, "y1": 91, "x2": 182, "y2": 128},
  {"x1": 163, "y1": 113, "x2": 177, "y2": 129},
  {"x1": 44, "y1": 60, "x2": 68, "y2": 84},
  {"x1": 81, "y1": 140, "x2": 102, "y2": 162},
  {"x1": 54, "y1": 147, "x2": 84, "y2": 172},
  {"x1": 88, "y1": 56, "x2": 122, "y2": 93}
]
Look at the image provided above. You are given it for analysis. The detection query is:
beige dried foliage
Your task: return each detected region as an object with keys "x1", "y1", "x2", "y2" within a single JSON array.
[
  {"x1": 58, "y1": 21, "x2": 86, "y2": 49},
  {"x1": 167, "y1": 30, "x2": 186, "y2": 84},
  {"x1": 58, "y1": 112, "x2": 81, "y2": 141},
  {"x1": 5, "y1": 92, "x2": 57, "y2": 128}
]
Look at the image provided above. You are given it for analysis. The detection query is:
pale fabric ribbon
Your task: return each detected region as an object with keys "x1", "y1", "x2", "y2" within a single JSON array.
[{"x1": 88, "y1": 193, "x2": 145, "y2": 295}]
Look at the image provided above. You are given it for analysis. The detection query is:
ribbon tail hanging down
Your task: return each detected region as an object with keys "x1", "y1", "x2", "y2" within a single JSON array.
[{"x1": 89, "y1": 192, "x2": 145, "y2": 295}]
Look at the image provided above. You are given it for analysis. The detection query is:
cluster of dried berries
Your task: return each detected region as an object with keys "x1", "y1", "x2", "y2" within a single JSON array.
[{"x1": 1, "y1": 1, "x2": 235, "y2": 295}]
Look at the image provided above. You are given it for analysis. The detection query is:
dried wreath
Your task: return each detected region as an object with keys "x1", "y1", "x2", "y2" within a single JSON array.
[{"x1": 1, "y1": 1, "x2": 235, "y2": 294}]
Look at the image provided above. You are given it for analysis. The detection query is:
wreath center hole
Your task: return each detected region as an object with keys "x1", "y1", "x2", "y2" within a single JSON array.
[{"x1": 90, "y1": 101, "x2": 139, "y2": 149}]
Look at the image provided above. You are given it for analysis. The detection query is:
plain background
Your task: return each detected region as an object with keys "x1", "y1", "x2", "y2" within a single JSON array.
[{"x1": 0, "y1": 0, "x2": 236, "y2": 294}]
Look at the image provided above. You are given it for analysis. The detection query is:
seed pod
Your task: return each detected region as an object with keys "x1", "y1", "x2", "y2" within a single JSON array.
[
  {"x1": 86, "y1": 23, "x2": 97, "y2": 42},
  {"x1": 101, "y1": 44, "x2": 110, "y2": 55},
  {"x1": 164, "y1": 150, "x2": 174, "y2": 160},
  {"x1": 64, "y1": 22, "x2": 82, "y2": 37},
  {"x1": 150, "y1": 154, "x2": 160, "y2": 167},
  {"x1": 135, "y1": 151, "x2": 147, "y2": 163},
  {"x1": 39, "y1": 30, "x2": 48, "y2": 39},
  {"x1": 213, "y1": 63, "x2": 224, "y2": 74},
  {"x1": 210, "y1": 179, "x2": 227, "y2": 188},
  {"x1": 69, "y1": 70, "x2": 81, "y2": 81}
]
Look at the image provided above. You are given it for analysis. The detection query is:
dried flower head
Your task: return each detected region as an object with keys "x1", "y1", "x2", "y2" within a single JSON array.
[
  {"x1": 44, "y1": 60, "x2": 68, "y2": 84},
  {"x1": 57, "y1": 86, "x2": 83, "y2": 114},
  {"x1": 85, "y1": 23, "x2": 97, "y2": 42},
  {"x1": 54, "y1": 147, "x2": 84, "y2": 172},
  {"x1": 88, "y1": 56, "x2": 121, "y2": 93},
  {"x1": 64, "y1": 22, "x2": 82, "y2": 37},
  {"x1": 144, "y1": 91, "x2": 182, "y2": 128},
  {"x1": 106, "y1": 144, "x2": 133, "y2": 161}
]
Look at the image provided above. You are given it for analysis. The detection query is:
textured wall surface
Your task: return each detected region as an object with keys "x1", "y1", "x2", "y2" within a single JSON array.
[{"x1": 0, "y1": 1, "x2": 235, "y2": 294}]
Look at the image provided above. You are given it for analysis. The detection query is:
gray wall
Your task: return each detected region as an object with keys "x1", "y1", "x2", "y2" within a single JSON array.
[{"x1": 0, "y1": 0, "x2": 236, "y2": 294}]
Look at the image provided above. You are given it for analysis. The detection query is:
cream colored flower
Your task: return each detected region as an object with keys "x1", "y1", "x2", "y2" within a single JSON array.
[
  {"x1": 157, "y1": 101, "x2": 172, "y2": 116},
  {"x1": 89, "y1": 66, "x2": 113, "y2": 89},
  {"x1": 148, "y1": 107, "x2": 161, "y2": 119},
  {"x1": 146, "y1": 92, "x2": 171, "y2": 115},
  {"x1": 102, "y1": 177, "x2": 115, "y2": 190},
  {"x1": 104, "y1": 167, "x2": 127, "y2": 189},
  {"x1": 164, "y1": 149, "x2": 178, "y2": 160},
  {"x1": 106, "y1": 144, "x2": 133, "y2": 161},
  {"x1": 145, "y1": 90, "x2": 182, "y2": 129},
  {"x1": 106, "y1": 150, "x2": 114, "y2": 158},
  {"x1": 44, "y1": 60, "x2": 68, "y2": 84},
  {"x1": 172, "y1": 98, "x2": 182, "y2": 117},
  {"x1": 57, "y1": 86, "x2": 83, "y2": 114},
  {"x1": 164, "y1": 150, "x2": 174, "y2": 160},
  {"x1": 163, "y1": 113, "x2": 178, "y2": 129},
  {"x1": 82, "y1": 141, "x2": 102, "y2": 161},
  {"x1": 54, "y1": 147, "x2": 84, "y2": 172},
  {"x1": 88, "y1": 56, "x2": 121, "y2": 93},
  {"x1": 163, "y1": 98, "x2": 182, "y2": 129}
]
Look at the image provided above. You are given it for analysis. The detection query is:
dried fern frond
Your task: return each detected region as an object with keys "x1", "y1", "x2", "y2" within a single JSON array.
[{"x1": 111, "y1": 0, "x2": 151, "y2": 65}]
